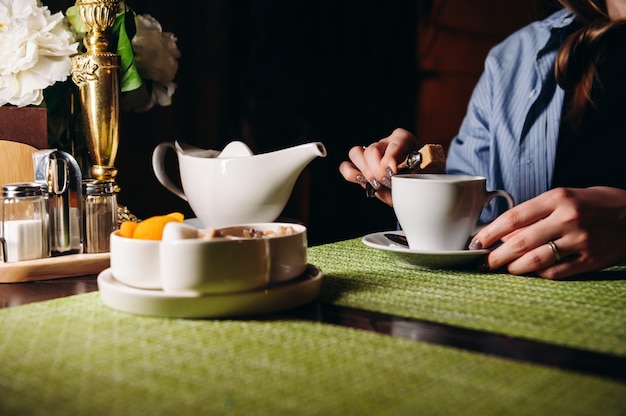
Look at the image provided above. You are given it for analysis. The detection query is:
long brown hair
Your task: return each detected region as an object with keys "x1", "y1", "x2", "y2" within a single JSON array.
[{"x1": 555, "y1": 0, "x2": 623, "y2": 120}]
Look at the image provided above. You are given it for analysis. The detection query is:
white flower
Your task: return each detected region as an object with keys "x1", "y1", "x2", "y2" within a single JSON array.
[
  {"x1": 0, "y1": 0, "x2": 78, "y2": 107},
  {"x1": 122, "y1": 13, "x2": 180, "y2": 112}
]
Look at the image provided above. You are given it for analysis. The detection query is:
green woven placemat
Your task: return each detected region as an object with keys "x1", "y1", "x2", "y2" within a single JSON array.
[
  {"x1": 308, "y1": 238, "x2": 626, "y2": 356},
  {"x1": 0, "y1": 293, "x2": 625, "y2": 416}
]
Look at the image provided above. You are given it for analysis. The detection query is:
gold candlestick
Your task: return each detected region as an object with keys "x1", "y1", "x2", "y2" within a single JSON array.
[{"x1": 70, "y1": 0, "x2": 119, "y2": 182}]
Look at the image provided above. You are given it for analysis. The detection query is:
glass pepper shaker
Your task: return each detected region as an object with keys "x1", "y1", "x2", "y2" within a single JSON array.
[
  {"x1": 82, "y1": 179, "x2": 118, "y2": 253},
  {"x1": 1, "y1": 182, "x2": 50, "y2": 262}
]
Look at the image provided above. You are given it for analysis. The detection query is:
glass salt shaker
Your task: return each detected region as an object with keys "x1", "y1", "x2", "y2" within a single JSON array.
[
  {"x1": 82, "y1": 179, "x2": 119, "y2": 253},
  {"x1": 1, "y1": 182, "x2": 50, "y2": 262}
]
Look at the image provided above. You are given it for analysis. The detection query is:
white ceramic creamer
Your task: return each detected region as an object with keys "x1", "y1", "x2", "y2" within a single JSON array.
[{"x1": 152, "y1": 141, "x2": 327, "y2": 228}]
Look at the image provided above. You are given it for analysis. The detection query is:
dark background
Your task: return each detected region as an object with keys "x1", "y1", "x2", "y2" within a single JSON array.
[{"x1": 45, "y1": 0, "x2": 561, "y2": 245}]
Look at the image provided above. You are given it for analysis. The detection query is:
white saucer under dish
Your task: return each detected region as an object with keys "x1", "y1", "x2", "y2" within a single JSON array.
[
  {"x1": 98, "y1": 264, "x2": 323, "y2": 318},
  {"x1": 362, "y1": 231, "x2": 489, "y2": 270}
]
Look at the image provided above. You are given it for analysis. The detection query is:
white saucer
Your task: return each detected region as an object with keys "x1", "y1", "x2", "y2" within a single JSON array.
[
  {"x1": 362, "y1": 231, "x2": 489, "y2": 270},
  {"x1": 98, "y1": 264, "x2": 323, "y2": 318}
]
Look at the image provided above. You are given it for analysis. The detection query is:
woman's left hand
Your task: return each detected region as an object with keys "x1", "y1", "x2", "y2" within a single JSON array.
[{"x1": 469, "y1": 186, "x2": 626, "y2": 279}]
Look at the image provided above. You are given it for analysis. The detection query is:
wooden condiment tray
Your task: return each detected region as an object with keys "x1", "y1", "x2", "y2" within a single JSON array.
[{"x1": 0, "y1": 253, "x2": 110, "y2": 283}]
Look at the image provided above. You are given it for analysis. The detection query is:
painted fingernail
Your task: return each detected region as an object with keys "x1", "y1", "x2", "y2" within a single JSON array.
[
  {"x1": 356, "y1": 174, "x2": 367, "y2": 184},
  {"x1": 385, "y1": 167, "x2": 394, "y2": 187},
  {"x1": 370, "y1": 178, "x2": 381, "y2": 190},
  {"x1": 381, "y1": 176, "x2": 392, "y2": 188},
  {"x1": 469, "y1": 239, "x2": 483, "y2": 250}
]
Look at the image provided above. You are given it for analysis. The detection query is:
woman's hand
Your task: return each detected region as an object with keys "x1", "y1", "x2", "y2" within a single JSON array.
[
  {"x1": 470, "y1": 187, "x2": 626, "y2": 279},
  {"x1": 338, "y1": 128, "x2": 418, "y2": 205}
]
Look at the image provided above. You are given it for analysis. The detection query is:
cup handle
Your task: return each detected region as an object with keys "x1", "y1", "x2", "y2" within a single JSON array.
[
  {"x1": 485, "y1": 190, "x2": 515, "y2": 211},
  {"x1": 152, "y1": 142, "x2": 188, "y2": 201},
  {"x1": 472, "y1": 190, "x2": 515, "y2": 235}
]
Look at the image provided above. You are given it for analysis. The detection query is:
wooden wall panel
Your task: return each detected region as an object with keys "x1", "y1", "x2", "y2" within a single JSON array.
[{"x1": 415, "y1": 0, "x2": 557, "y2": 147}]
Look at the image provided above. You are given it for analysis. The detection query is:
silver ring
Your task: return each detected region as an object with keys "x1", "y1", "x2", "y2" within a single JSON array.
[{"x1": 547, "y1": 240, "x2": 561, "y2": 262}]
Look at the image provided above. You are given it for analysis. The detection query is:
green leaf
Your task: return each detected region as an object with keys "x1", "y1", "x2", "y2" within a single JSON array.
[
  {"x1": 65, "y1": 6, "x2": 88, "y2": 41},
  {"x1": 64, "y1": 4, "x2": 143, "y2": 93},
  {"x1": 111, "y1": 7, "x2": 142, "y2": 93}
]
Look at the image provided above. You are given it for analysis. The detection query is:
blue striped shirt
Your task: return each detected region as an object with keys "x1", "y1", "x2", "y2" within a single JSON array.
[{"x1": 446, "y1": 9, "x2": 576, "y2": 222}]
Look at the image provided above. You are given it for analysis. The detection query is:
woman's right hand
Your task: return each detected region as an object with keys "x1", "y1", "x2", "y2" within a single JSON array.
[{"x1": 339, "y1": 128, "x2": 419, "y2": 206}]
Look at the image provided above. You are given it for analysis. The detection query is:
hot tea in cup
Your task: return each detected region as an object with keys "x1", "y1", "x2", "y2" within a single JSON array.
[{"x1": 391, "y1": 174, "x2": 514, "y2": 251}]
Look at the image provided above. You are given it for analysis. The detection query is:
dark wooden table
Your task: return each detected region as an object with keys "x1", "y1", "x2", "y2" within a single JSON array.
[
  {"x1": 0, "y1": 275, "x2": 98, "y2": 308},
  {"x1": 2, "y1": 274, "x2": 624, "y2": 383}
]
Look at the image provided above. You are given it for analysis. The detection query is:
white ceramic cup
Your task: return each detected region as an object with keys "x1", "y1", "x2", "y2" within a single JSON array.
[{"x1": 391, "y1": 174, "x2": 515, "y2": 251}]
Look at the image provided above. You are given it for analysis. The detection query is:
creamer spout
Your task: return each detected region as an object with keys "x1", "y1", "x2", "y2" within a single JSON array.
[
  {"x1": 279, "y1": 141, "x2": 327, "y2": 161},
  {"x1": 311, "y1": 142, "x2": 328, "y2": 158},
  {"x1": 269, "y1": 141, "x2": 327, "y2": 177}
]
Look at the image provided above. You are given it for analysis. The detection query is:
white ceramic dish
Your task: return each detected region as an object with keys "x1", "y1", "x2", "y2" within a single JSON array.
[
  {"x1": 97, "y1": 264, "x2": 323, "y2": 318},
  {"x1": 110, "y1": 224, "x2": 274, "y2": 294},
  {"x1": 160, "y1": 233, "x2": 271, "y2": 294},
  {"x1": 184, "y1": 219, "x2": 307, "y2": 283},
  {"x1": 362, "y1": 231, "x2": 489, "y2": 270},
  {"x1": 216, "y1": 222, "x2": 307, "y2": 283}
]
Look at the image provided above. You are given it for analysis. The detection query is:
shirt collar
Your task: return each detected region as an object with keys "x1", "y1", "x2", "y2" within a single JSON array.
[
  {"x1": 545, "y1": 8, "x2": 576, "y2": 29},
  {"x1": 537, "y1": 9, "x2": 578, "y2": 59}
]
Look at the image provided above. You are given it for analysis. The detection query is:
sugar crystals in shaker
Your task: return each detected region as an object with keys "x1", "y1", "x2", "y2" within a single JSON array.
[{"x1": 1, "y1": 182, "x2": 50, "y2": 262}]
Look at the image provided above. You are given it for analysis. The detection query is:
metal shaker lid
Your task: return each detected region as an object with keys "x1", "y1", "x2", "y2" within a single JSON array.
[
  {"x1": 82, "y1": 179, "x2": 116, "y2": 196},
  {"x1": 2, "y1": 182, "x2": 44, "y2": 198}
]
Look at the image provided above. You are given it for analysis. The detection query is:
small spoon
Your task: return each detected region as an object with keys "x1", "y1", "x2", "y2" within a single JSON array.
[{"x1": 384, "y1": 233, "x2": 409, "y2": 247}]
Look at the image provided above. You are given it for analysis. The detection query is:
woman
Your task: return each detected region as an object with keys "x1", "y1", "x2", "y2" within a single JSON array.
[{"x1": 339, "y1": 0, "x2": 626, "y2": 279}]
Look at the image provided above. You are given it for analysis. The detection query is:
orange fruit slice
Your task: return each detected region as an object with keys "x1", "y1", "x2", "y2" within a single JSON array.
[
  {"x1": 119, "y1": 221, "x2": 138, "y2": 238},
  {"x1": 165, "y1": 212, "x2": 184, "y2": 222},
  {"x1": 128, "y1": 212, "x2": 185, "y2": 240}
]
